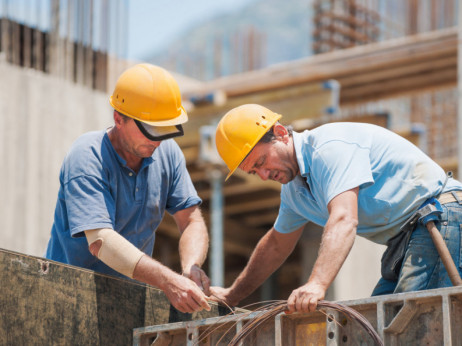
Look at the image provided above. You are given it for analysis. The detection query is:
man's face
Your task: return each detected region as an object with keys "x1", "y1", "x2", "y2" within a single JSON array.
[
  {"x1": 117, "y1": 116, "x2": 161, "y2": 158},
  {"x1": 239, "y1": 138, "x2": 299, "y2": 184}
]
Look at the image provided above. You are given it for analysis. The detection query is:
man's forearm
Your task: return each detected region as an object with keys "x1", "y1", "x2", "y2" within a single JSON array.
[
  {"x1": 307, "y1": 216, "x2": 356, "y2": 290},
  {"x1": 179, "y1": 220, "x2": 209, "y2": 271},
  {"x1": 133, "y1": 254, "x2": 178, "y2": 289}
]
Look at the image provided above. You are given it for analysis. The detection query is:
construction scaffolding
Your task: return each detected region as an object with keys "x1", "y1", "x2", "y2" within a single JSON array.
[{"x1": 312, "y1": 0, "x2": 458, "y2": 54}]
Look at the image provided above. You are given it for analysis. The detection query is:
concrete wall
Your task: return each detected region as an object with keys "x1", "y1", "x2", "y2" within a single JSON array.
[{"x1": 0, "y1": 61, "x2": 112, "y2": 256}]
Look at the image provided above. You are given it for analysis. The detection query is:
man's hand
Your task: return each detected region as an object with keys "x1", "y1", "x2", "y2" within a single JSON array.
[
  {"x1": 209, "y1": 286, "x2": 238, "y2": 307},
  {"x1": 132, "y1": 255, "x2": 210, "y2": 314},
  {"x1": 286, "y1": 281, "x2": 326, "y2": 314},
  {"x1": 163, "y1": 273, "x2": 211, "y2": 314},
  {"x1": 183, "y1": 264, "x2": 211, "y2": 296}
]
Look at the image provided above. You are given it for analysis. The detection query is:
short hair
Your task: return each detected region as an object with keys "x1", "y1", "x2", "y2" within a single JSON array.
[
  {"x1": 115, "y1": 110, "x2": 130, "y2": 122},
  {"x1": 258, "y1": 122, "x2": 293, "y2": 144}
]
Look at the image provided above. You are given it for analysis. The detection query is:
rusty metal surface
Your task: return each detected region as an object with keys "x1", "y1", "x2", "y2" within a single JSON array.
[{"x1": 134, "y1": 285, "x2": 462, "y2": 345}]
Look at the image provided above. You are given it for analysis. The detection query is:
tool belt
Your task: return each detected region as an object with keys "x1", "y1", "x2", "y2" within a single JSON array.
[{"x1": 380, "y1": 190, "x2": 462, "y2": 282}]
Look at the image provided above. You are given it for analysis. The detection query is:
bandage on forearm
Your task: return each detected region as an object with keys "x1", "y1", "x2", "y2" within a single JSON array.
[{"x1": 85, "y1": 228, "x2": 144, "y2": 278}]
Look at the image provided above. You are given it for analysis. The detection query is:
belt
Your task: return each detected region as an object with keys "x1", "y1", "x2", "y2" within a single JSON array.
[{"x1": 437, "y1": 191, "x2": 462, "y2": 205}]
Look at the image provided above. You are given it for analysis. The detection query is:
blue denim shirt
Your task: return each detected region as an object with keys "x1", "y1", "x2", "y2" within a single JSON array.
[
  {"x1": 274, "y1": 123, "x2": 462, "y2": 245},
  {"x1": 45, "y1": 130, "x2": 201, "y2": 278}
]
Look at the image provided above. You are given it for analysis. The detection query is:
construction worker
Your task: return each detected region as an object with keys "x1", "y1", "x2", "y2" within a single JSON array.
[
  {"x1": 210, "y1": 103, "x2": 462, "y2": 313},
  {"x1": 45, "y1": 64, "x2": 211, "y2": 313}
]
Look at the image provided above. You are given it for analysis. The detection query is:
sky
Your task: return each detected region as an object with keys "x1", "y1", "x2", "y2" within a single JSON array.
[
  {"x1": 127, "y1": 0, "x2": 256, "y2": 61},
  {"x1": 0, "y1": 0, "x2": 257, "y2": 61}
]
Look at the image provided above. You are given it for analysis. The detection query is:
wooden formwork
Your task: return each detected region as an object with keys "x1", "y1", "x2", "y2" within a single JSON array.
[
  {"x1": 0, "y1": 248, "x2": 222, "y2": 345},
  {"x1": 134, "y1": 285, "x2": 462, "y2": 345}
]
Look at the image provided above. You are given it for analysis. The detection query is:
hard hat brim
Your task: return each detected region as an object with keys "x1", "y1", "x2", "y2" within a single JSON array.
[
  {"x1": 225, "y1": 168, "x2": 237, "y2": 181},
  {"x1": 134, "y1": 119, "x2": 184, "y2": 141}
]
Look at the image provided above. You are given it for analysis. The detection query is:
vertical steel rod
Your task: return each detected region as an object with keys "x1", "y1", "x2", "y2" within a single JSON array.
[{"x1": 210, "y1": 168, "x2": 224, "y2": 287}]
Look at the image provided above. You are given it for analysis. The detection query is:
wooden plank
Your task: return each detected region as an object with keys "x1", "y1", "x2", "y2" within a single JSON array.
[
  {"x1": 155, "y1": 214, "x2": 256, "y2": 257},
  {"x1": 184, "y1": 27, "x2": 457, "y2": 98},
  {"x1": 224, "y1": 196, "x2": 281, "y2": 216},
  {"x1": 178, "y1": 83, "x2": 337, "y2": 147},
  {"x1": 337, "y1": 55, "x2": 457, "y2": 88},
  {"x1": 0, "y1": 249, "x2": 221, "y2": 345},
  {"x1": 341, "y1": 66, "x2": 456, "y2": 103}
]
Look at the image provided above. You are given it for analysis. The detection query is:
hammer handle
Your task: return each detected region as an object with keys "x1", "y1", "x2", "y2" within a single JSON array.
[{"x1": 426, "y1": 221, "x2": 462, "y2": 286}]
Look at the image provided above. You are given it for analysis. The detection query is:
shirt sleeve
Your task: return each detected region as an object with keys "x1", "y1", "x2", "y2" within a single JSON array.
[
  {"x1": 274, "y1": 199, "x2": 309, "y2": 234},
  {"x1": 165, "y1": 142, "x2": 202, "y2": 215},
  {"x1": 64, "y1": 175, "x2": 115, "y2": 237}
]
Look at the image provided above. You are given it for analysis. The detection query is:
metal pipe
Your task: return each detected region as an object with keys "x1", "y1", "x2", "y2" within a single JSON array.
[{"x1": 210, "y1": 168, "x2": 224, "y2": 287}]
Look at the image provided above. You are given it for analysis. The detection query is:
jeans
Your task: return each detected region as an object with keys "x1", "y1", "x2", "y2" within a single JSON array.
[{"x1": 372, "y1": 201, "x2": 462, "y2": 296}]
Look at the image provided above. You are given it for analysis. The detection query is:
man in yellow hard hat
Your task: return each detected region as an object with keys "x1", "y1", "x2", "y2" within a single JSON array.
[
  {"x1": 210, "y1": 103, "x2": 462, "y2": 313},
  {"x1": 45, "y1": 64, "x2": 211, "y2": 313}
]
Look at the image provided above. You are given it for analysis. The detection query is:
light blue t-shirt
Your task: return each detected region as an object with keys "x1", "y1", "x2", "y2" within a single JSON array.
[
  {"x1": 45, "y1": 130, "x2": 201, "y2": 278},
  {"x1": 274, "y1": 123, "x2": 462, "y2": 244}
]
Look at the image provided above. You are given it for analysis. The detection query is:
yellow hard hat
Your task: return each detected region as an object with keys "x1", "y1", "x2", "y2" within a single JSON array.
[
  {"x1": 215, "y1": 104, "x2": 281, "y2": 180},
  {"x1": 109, "y1": 64, "x2": 187, "y2": 140}
]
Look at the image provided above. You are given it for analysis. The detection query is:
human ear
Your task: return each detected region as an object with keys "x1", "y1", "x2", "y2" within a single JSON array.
[
  {"x1": 273, "y1": 124, "x2": 288, "y2": 142},
  {"x1": 113, "y1": 111, "x2": 123, "y2": 127}
]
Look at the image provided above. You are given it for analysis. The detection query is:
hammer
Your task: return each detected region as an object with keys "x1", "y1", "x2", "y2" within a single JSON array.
[{"x1": 418, "y1": 198, "x2": 462, "y2": 286}]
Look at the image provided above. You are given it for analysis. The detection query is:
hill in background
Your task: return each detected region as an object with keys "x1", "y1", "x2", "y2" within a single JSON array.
[{"x1": 145, "y1": 0, "x2": 314, "y2": 80}]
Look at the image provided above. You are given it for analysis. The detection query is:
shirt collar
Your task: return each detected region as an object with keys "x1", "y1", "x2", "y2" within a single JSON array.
[
  {"x1": 103, "y1": 131, "x2": 155, "y2": 169},
  {"x1": 292, "y1": 130, "x2": 310, "y2": 178}
]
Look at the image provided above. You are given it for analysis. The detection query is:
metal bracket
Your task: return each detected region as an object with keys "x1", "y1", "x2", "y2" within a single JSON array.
[
  {"x1": 151, "y1": 331, "x2": 172, "y2": 346},
  {"x1": 383, "y1": 300, "x2": 418, "y2": 335}
]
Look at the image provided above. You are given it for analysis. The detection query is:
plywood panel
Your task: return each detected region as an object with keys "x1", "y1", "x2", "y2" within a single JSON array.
[{"x1": 0, "y1": 249, "x2": 221, "y2": 345}]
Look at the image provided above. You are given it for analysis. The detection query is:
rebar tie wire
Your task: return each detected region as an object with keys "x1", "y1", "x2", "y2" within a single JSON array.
[{"x1": 197, "y1": 299, "x2": 383, "y2": 346}]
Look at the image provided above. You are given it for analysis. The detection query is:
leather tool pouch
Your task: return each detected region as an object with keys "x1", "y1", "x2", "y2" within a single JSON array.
[{"x1": 380, "y1": 219, "x2": 417, "y2": 281}]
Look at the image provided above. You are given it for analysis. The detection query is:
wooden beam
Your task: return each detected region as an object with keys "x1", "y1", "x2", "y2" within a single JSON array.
[
  {"x1": 181, "y1": 27, "x2": 456, "y2": 99},
  {"x1": 224, "y1": 196, "x2": 281, "y2": 215},
  {"x1": 178, "y1": 82, "x2": 338, "y2": 147},
  {"x1": 156, "y1": 214, "x2": 256, "y2": 257},
  {"x1": 242, "y1": 212, "x2": 278, "y2": 227},
  {"x1": 341, "y1": 66, "x2": 456, "y2": 103},
  {"x1": 337, "y1": 55, "x2": 457, "y2": 88},
  {"x1": 198, "y1": 180, "x2": 280, "y2": 201}
]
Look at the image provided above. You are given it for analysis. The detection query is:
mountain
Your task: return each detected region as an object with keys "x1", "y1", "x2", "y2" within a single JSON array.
[{"x1": 145, "y1": 0, "x2": 314, "y2": 80}]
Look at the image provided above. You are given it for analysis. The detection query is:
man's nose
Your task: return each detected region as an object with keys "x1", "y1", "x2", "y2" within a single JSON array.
[{"x1": 257, "y1": 168, "x2": 270, "y2": 181}]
